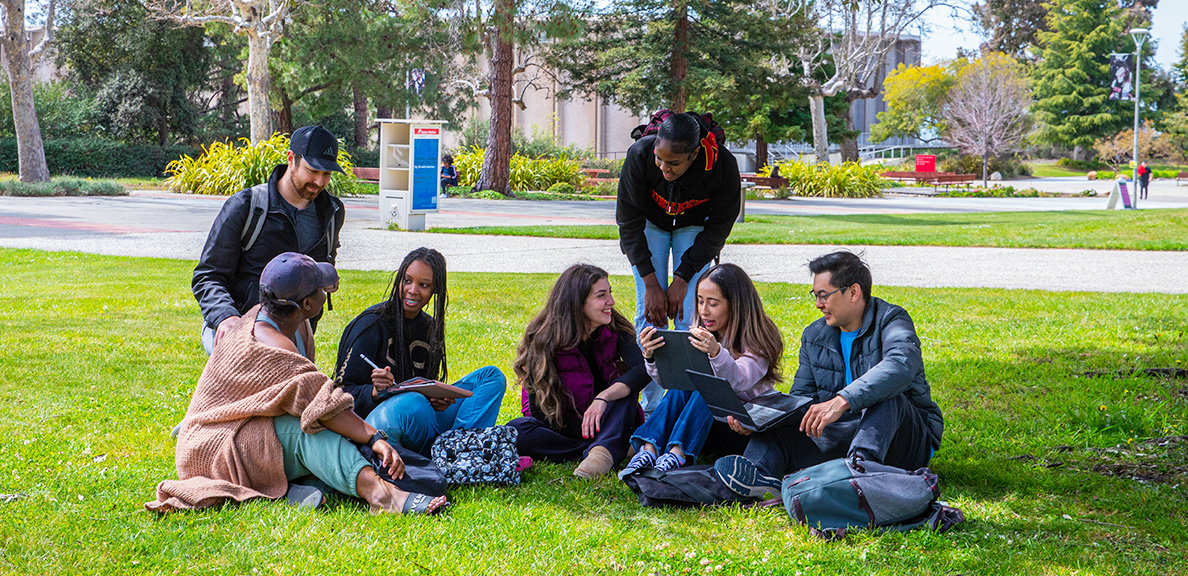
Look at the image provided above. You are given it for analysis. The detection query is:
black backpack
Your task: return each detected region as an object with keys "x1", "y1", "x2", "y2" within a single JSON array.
[
  {"x1": 630, "y1": 110, "x2": 726, "y2": 145},
  {"x1": 622, "y1": 465, "x2": 755, "y2": 508}
]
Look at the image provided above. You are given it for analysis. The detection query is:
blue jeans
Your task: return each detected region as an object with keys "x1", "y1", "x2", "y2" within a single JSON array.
[
  {"x1": 629, "y1": 389, "x2": 714, "y2": 460},
  {"x1": 632, "y1": 221, "x2": 712, "y2": 413},
  {"x1": 364, "y1": 366, "x2": 506, "y2": 456}
]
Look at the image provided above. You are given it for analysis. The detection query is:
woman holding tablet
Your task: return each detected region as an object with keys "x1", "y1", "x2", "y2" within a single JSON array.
[
  {"x1": 509, "y1": 264, "x2": 650, "y2": 478},
  {"x1": 335, "y1": 247, "x2": 507, "y2": 456},
  {"x1": 620, "y1": 263, "x2": 784, "y2": 477}
]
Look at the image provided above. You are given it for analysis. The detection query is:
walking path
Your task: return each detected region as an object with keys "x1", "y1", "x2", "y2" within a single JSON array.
[{"x1": 1, "y1": 186, "x2": 1186, "y2": 293}]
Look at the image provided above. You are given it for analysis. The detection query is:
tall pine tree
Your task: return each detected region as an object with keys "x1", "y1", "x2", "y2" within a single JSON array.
[{"x1": 1031, "y1": 0, "x2": 1134, "y2": 159}]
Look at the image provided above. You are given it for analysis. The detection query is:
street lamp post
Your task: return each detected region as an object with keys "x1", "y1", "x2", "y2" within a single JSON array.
[{"x1": 1130, "y1": 27, "x2": 1148, "y2": 208}]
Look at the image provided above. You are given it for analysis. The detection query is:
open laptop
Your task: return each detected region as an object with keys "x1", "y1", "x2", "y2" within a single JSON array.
[
  {"x1": 685, "y1": 369, "x2": 813, "y2": 432},
  {"x1": 650, "y1": 329, "x2": 714, "y2": 391}
]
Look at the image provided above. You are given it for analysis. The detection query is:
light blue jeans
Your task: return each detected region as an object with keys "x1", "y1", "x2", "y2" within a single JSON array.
[
  {"x1": 364, "y1": 366, "x2": 506, "y2": 456},
  {"x1": 629, "y1": 389, "x2": 715, "y2": 461},
  {"x1": 631, "y1": 221, "x2": 712, "y2": 413}
]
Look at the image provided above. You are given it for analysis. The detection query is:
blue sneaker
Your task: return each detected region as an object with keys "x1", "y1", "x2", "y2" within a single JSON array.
[
  {"x1": 653, "y1": 451, "x2": 687, "y2": 473},
  {"x1": 617, "y1": 448, "x2": 657, "y2": 480},
  {"x1": 714, "y1": 455, "x2": 781, "y2": 498}
]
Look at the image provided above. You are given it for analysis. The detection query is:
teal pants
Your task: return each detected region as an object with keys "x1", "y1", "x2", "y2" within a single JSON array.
[{"x1": 273, "y1": 415, "x2": 370, "y2": 497}]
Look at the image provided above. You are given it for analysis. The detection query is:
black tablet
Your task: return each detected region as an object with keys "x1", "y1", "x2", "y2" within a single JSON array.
[{"x1": 650, "y1": 329, "x2": 713, "y2": 390}]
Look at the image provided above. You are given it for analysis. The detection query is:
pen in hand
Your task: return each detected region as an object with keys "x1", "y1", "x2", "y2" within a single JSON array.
[{"x1": 358, "y1": 353, "x2": 382, "y2": 371}]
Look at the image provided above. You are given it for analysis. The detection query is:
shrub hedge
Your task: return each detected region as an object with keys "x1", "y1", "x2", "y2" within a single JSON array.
[
  {"x1": 0, "y1": 138, "x2": 200, "y2": 178},
  {"x1": 0, "y1": 177, "x2": 127, "y2": 197},
  {"x1": 454, "y1": 147, "x2": 584, "y2": 191},
  {"x1": 939, "y1": 154, "x2": 1033, "y2": 179},
  {"x1": 758, "y1": 160, "x2": 885, "y2": 198},
  {"x1": 164, "y1": 133, "x2": 364, "y2": 197}
]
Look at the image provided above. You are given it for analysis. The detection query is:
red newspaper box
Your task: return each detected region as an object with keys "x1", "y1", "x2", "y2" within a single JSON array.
[{"x1": 915, "y1": 155, "x2": 936, "y2": 172}]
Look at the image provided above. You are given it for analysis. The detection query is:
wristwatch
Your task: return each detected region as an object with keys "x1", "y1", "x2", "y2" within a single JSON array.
[{"x1": 366, "y1": 430, "x2": 388, "y2": 449}]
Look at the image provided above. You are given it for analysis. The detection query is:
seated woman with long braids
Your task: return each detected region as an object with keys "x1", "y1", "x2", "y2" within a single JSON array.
[
  {"x1": 147, "y1": 252, "x2": 447, "y2": 515},
  {"x1": 336, "y1": 247, "x2": 506, "y2": 456},
  {"x1": 508, "y1": 264, "x2": 650, "y2": 478}
]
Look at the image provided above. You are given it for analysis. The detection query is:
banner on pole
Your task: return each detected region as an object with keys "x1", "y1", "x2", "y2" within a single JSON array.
[{"x1": 1108, "y1": 54, "x2": 1134, "y2": 101}]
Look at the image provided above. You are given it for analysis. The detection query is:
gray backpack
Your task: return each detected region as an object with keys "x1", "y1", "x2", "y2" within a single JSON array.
[{"x1": 781, "y1": 455, "x2": 965, "y2": 539}]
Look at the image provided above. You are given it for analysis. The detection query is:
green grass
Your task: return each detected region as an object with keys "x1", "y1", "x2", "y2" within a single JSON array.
[
  {"x1": 1027, "y1": 164, "x2": 1091, "y2": 178},
  {"x1": 1, "y1": 249, "x2": 1186, "y2": 574},
  {"x1": 429, "y1": 209, "x2": 1188, "y2": 251}
]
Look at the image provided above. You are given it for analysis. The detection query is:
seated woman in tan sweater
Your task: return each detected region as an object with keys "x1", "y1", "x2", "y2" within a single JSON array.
[{"x1": 147, "y1": 252, "x2": 446, "y2": 515}]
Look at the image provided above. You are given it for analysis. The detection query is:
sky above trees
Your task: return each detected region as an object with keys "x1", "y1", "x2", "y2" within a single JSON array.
[{"x1": 920, "y1": 1, "x2": 1186, "y2": 69}]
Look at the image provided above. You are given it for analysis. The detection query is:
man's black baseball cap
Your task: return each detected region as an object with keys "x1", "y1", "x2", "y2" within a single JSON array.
[{"x1": 290, "y1": 125, "x2": 344, "y2": 173}]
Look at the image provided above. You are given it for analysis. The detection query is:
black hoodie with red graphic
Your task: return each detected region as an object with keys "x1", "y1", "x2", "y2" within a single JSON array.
[{"x1": 616, "y1": 134, "x2": 741, "y2": 281}]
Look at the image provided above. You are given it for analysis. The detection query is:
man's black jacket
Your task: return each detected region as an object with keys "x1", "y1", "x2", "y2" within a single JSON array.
[{"x1": 192, "y1": 163, "x2": 345, "y2": 330}]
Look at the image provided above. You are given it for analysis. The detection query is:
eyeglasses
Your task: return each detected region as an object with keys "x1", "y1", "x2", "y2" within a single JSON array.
[{"x1": 807, "y1": 286, "x2": 846, "y2": 303}]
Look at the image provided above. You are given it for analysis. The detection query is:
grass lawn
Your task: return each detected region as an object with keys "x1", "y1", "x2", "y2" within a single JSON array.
[
  {"x1": 1, "y1": 249, "x2": 1185, "y2": 574},
  {"x1": 430, "y1": 209, "x2": 1188, "y2": 251}
]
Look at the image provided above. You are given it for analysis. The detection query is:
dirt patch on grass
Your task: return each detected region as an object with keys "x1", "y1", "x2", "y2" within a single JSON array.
[{"x1": 1074, "y1": 436, "x2": 1188, "y2": 484}]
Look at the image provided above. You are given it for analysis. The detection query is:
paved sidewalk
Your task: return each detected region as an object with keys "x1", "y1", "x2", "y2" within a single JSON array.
[{"x1": 1, "y1": 187, "x2": 1185, "y2": 293}]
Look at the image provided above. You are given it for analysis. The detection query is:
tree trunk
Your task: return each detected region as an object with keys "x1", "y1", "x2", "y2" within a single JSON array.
[
  {"x1": 352, "y1": 83, "x2": 369, "y2": 150},
  {"x1": 0, "y1": 0, "x2": 49, "y2": 183},
  {"x1": 809, "y1": 94, "x2": 829, "y2": 164},
  {"x1": 245, "y1": 31, "x2": 274, "y2": 142},
  {"x1": 839, "y1": 100, "x2": 859, "y2": 163},
  {"x1": 755, "y1": 134, "x2": 768, "y2": 171},
  {"x1": 669, "y1": 1, "x2": 688, "y2": 112},
  {"x1": 982, "y1": 155, "x2": 989, "y2": 186},
  {"x1": 378, "y1": 106, "x2": 393, "y2": 119},
  {"x1": 1071, "y1": 145, "x2": 1084, "y2": 162},
  {"x1": 157, "y1": 114, "x2": 168, "y2": 147},
  {"x1": 474, "y1": 0, "x2": 515, "y2": 196},
  {"x1": 275, "y1": 87, "x2": 293, "y2": 136}
]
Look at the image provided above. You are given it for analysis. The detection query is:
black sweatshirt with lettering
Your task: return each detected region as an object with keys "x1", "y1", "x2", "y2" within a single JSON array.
[{"x1": 615, "y1": 134, "x2": 741, "y2": 281}]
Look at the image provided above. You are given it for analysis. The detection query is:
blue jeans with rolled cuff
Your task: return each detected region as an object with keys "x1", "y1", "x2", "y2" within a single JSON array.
[{"x1": 364, "y1": 366, "x2": 506, "y2": 456}]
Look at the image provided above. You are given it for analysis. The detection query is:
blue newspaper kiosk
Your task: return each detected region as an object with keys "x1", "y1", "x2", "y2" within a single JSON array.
[{"x1": 378, "y1": 119, "x2": 445, "y2": 230}]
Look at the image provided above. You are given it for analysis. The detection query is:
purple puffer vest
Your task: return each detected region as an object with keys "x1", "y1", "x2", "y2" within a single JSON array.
[{"x1": 520, "y1": 325, "x2": 626, "y2": 417}]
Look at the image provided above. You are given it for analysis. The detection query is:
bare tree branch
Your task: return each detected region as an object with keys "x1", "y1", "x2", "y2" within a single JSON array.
[{"x1": 28, "y1": 0, "x2": 52, "y2": 61}]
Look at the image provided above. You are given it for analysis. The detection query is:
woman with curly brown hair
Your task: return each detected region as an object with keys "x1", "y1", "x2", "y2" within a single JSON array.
[{"x1": 508, "y1": 264, "x2": 650, "y2": 478}]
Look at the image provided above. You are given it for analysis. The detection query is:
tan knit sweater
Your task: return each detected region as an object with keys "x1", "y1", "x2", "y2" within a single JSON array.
[{"x1": 146, "y1": 306, "x2": 354, "y2": 512}]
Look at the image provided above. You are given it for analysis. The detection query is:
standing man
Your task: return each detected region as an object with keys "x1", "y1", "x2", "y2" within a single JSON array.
[
  {"x1": 714, "y1": 251, "x2": 944, "y2": 498},
  {"x1": 193, "y1": 125, "x2": 347, "y2": 355},
  {"x1": 1137, "y1": 161, "x2": 1150, "y2": 200},
  {"x1": 616, "y1": 112, "x2": 741, "y2": 412}
]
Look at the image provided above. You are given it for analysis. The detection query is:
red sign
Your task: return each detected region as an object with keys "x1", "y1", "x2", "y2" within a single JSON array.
[
  {"x1": 915, "y1": 155, "x2": 936, "y2": 172},
  {"x1": 414, "y1": 128, "x2": 440, "y2": 135}
]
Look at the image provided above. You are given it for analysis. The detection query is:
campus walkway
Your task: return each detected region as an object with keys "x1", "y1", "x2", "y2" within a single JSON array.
[{"x1": 1, "y1": 186, "x2": 1186, "y2": 293}]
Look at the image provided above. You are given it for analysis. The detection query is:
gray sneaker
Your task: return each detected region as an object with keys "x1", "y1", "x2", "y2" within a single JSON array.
[
  {"x1": 653, "y1": 451, "x2": 687, "y2": 473},
  {"x1": 617, "y1": 448, "x2": 657, "y2": 480},
  {"x1": 714, "y1": 455, "x2": 781, "y2": 498}
]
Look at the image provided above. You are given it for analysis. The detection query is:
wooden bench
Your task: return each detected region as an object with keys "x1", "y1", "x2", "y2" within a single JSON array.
[
  {"x1": 580, "y1": 168, "x2": 611, "y2": 178},
  {"x1": 880, "y1": 171, "x2": 955, "y2": 183},
  {"x1": 352, "y1": 167, "x2": 380, "y2": 184},
  {"x1": 741, "y1": 173, "x2": 788, "y2": 189},
  {"x1": 925, "y1": 173, "x2": 976, "y2": 191},
  {"x1": 1177, "y1": 171, "x2": 1188, "y2": 186}
]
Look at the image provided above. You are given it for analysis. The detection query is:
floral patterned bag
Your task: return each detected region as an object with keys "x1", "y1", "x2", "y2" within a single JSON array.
[{"x1": 430, "y1": 425, "x2": 521, "y2": 485}]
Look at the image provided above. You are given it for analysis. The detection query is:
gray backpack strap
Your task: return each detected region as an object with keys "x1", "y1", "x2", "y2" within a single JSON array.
[{"x1": 240, "y1": 183, "x2": 270, "y2": 252}]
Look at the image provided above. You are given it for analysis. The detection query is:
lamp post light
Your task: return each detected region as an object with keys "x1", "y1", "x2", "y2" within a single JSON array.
[{"x1": 1130, "y1": 27, "x2": 1148, "y2": 208}]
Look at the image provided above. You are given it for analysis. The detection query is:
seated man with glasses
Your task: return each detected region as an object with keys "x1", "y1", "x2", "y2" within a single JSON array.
[{"x1": 713, "y1": 250, "x2": 944, "y2": 498}]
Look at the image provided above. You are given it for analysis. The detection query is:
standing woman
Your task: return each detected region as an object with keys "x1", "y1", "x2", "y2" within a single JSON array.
[
  {"x1": 616, "y1": 112, "x2": 741, "y2": 412},
  {"x1": 336, "y1": 247, "x2": 506, "y2": 456},
  {"x1": 508, "y1": 264, "x2": 650, "y2": 478},
  {"x1": 620, "y1": 263, "x2": 783, "y2": 477},
  {"x1": 148, "y1": 253, "x2": 447, "y2": 515}
]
